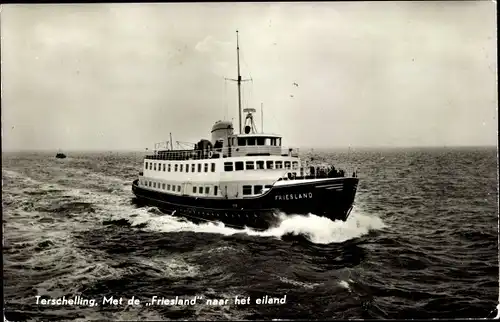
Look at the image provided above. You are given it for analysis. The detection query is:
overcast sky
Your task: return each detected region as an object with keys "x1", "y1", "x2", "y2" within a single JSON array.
[{"x1": 1, "y1": 2, "x2": 497, "y2": 151}]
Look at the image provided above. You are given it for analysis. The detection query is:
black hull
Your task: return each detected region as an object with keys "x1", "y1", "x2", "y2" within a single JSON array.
[{"x1": 131, "y1": 177, "x2": 358, "y2": 230}]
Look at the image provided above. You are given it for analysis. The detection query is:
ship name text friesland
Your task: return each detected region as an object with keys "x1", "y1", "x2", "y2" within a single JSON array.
[{"x1": 275, "y1": 192, "x2": 313, "y2": 200}]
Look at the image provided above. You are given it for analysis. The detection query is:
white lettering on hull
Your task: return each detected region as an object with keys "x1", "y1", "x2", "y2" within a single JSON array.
[{"x1": 275, "y1": 192, "x2": 313, "y2": 201}]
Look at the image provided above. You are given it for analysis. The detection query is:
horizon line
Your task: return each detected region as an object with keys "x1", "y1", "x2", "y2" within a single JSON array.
[{"x1": 2, "y1": 144, "x2": 498, "y2": 153}]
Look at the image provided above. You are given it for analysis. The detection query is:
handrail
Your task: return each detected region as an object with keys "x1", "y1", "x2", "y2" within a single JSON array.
[{"x1": 145, "y1": 145, "x2": 300, "y2": 161}]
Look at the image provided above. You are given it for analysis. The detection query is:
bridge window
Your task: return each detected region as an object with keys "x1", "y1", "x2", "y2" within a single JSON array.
[
  {"x1": 285, "y1": 161, "x2": 291, "y2": 169},
  {"x1": 154, "y1": 163, "x2": 157, "y2": 171},
  {"x1": 292, "y1": 161, "x2": 299, "y2": 170},
  {"x1": 248, "y1": 138, "x2": 256, "y2": 146},
  {"x1": 193, "y1": 186, "x2": 197, "y2": 193},
  {"x1": 254, "y1": 185, "x2": 263, "y2": 194},
  {"x1": 257, "y1": 137, "x2": 265, "y2": 145},
  {"x1": 162, "y1": 183, "x2": 166, "y2": 189},
  {"x1": 204, "y1": 163, "x2": 208, "y2": 172},
  {"x1": 265, "y1": 185, "x2": 273, "y2": 189},
  {"x1": 238, "y1": 138, "x2": 246, "y2": 146},
  {"x1": 276, "y1": 161, "x2": 283, "y2": 169},
  {"x1": 205, "y1": 186, "x2": 210, "y2": 194},
  {"x1": 191, "y1": 164, "x2": 195, "y2": 172},
  {"x1": 211, "y1": 163, "x2": 215, "y2": 172},
  {"x1": 242, "y1": 185, "x2": 252, "y2": 195},
  {"x1": 214, "y1": 186, "x2": 218, "y2": 196},
  {"x1": 167, "y1": 184, "x2": 171, "y2": 190},
  {"x1": 153, "y1": 182, "x2": 156, "y2": 188},
  {"x1": 180, "y1": 164, "x2": 183, "y2": 172},
  {"x1": 145, "y1": 162, "x2": 148, "y2": 169},
  {"x1": 177, "y1": 185, "x2": 181, "y2": 192},
  {"x1": 224, "y1": 162, "x2": 233, "y2": 171},
  {"x1": 246, "y1": 161, "x2": 255, "y2": 170},
  {"x1": 186, "y1": 164, "x2": 189, "y2": 172},
  {"x1": 198, "y1": 164, "x2": 202, "y2": 172},
  {"x1": 163, "y1": 164, "x2": 166, "y2": 171},
  {"x1": 235, "y1": 161, "x2": 244, "y2": 171},
  {"x1": 174, "y1": 164, "x2": 178, "y2": 172},
  {"x1": 256, "y1": 161, "x2": 264, "y2": 169},
  {"x1": 266, "y1": 161, "x2": 274, "y2": 169},
  {"x1": 168, "y1": 164, "x2": 171, "y2": 172}
]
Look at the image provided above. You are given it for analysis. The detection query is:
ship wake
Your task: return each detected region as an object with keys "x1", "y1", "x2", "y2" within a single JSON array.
[{"x1": 128, "y1": 207, "x2": 387, "y2": 244}]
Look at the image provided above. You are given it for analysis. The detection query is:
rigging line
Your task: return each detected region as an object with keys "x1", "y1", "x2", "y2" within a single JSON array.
[
  {"x1": 241, "y1": 79, "x2": 244, "y2": 111},
  {"x1": 240, "y1": 50, "x2": 254, "y2": 110},
  {"x1": 241, "y1": 49, "x2": 253, "y2": 81},
  {"x1": 224, "y1": 77, "x2": 228, "y2": 121},
  {"x1": 269, "y1": 105, "x2": 283, "y2": 136}
]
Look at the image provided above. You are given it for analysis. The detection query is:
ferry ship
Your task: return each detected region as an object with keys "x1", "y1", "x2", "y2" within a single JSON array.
[{"x1": 132, "y1": 31, "x2": 359, "y2": 230}]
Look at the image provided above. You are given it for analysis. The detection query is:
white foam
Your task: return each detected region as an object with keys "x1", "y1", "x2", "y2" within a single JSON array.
[
  {"x1": 338, "y1": 280, "x2": 351, "y2": 291},
  {"x1": 129, "y1": 207, "x2": 386, "y2": 245}
]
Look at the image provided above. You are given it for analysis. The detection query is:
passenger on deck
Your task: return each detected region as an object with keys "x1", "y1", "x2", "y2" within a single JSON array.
[{"x1": 328, "y1": 166, "x2": 337, "y2": 178}]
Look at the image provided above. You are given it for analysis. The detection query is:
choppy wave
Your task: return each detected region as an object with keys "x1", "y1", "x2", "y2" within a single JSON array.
[{"x1": 2, "y1": 148, "x2": 498, "y2": 321}]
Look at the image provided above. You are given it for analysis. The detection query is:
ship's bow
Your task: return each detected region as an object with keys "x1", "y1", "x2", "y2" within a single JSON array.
[
  {"x1": 271, "y1": 177, "x2": 359, "y2": 222},
  {"x1": 314, "y1": 177, "x2": 358, "y2": 221}
]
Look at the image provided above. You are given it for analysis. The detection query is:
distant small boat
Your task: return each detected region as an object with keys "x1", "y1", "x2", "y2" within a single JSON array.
[{"x1": 56, "y1": 152, "x2": 66, "y2": 159}]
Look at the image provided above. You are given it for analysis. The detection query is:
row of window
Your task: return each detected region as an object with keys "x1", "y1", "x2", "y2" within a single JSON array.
[
  {"x1": 232, "y1": 137, "x2": 282, "y2": 147},
  {"x1": 243, "y1": 185, "x2": 273, "y2": 196},
  {"x1": 145, "y1": 161, "x2": 216, "y2": 173},
  {"x1": 143, "y1": 180, "x2": 181, "y2": 192},
  {"x1": 224, "y1": 160, "x2": 299, "y2": 172},
  {"x1": 193, "y1": 185, "x2": 218, "y2": 196},
  {"x1": 142, "y1": 180, "x2": 219, "y2": 196},
  {"x1": 141, "y1": 180, "x2": 273, "y2": 197},
  {"x1": 145, "y1": 160, "x2": 300, "y2": 173}
]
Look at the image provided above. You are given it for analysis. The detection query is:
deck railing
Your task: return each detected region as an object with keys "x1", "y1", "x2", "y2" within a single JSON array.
[{"x1": 145, "y1": 146, "x2": 300, "y2": 161}]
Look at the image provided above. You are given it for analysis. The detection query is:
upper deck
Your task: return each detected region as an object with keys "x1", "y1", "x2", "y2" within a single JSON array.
[{"x1": 144, "y1": 145, "x2": 300, "y2": 161}]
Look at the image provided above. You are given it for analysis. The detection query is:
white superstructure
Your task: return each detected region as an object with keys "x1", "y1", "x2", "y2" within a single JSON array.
[{"x1": 136, "y1": 30, "x2": 336, "y2": 200}]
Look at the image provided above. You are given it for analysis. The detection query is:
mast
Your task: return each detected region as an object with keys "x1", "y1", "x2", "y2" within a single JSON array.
[
  {"x1": 236, "y1": 30, "x2": 242, "y2": 134},
  {"x1": 225, "y1": 30, "x2": 251, "y2": 134}
]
